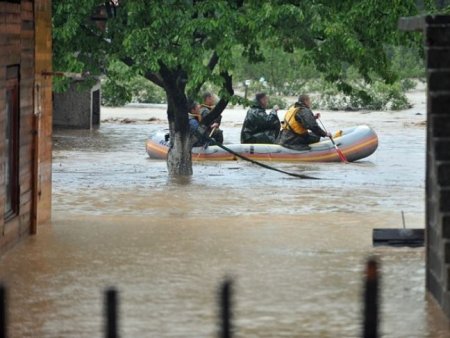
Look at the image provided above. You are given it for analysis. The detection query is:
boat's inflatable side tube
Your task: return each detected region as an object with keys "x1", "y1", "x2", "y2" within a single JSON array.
[{"x1": 146, "y1": 125, "x2": 378, "y2": 162}]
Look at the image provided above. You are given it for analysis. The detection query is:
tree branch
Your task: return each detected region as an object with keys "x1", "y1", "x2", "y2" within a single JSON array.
[
  {"x1": 120, "y1": 56, "x2": 133, "y2": 67},
  {"x1": 188, "y1": 51, "x2": 220, "y2": 97},
  {"x1": 159, "y1": 61, "x2": 189, "y2": 133},
  {"x1": 201, "y1": 71, "x2": 234, "y2": 126},
  {"x1": 206, "y1": 51, "x2": 219, "y2": 71},
  {"x1": 121, "y1": 56, "x2": 165, "y2": 88},
  {"x1": 144, "y1": 71, "x2": 165, "y2": 88},
  {"x1": 77, "y1": 27, "x2": 165, "y2": 89}
]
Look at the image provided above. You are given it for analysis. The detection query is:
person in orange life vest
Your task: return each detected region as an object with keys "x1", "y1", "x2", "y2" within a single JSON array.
[
  {"x1": 199, "y1": 92, "x2": 223, "y2": 144},
  {"x1": 278, "y1": 94, "x2": 331, "y2": 150}
]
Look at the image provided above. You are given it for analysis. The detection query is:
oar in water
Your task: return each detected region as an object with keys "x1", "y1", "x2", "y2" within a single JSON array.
[{"x1": 318, "y1": 118, "x2": 348, "y2": 163}]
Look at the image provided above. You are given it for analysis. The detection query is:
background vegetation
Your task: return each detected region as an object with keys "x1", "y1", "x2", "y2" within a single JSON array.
[
  {"x1": 101, "y1": 60, "x2": 166, "y2": 106},
  {"x1": 102, "y1": 45, "x2": 424, "y2": 110}
]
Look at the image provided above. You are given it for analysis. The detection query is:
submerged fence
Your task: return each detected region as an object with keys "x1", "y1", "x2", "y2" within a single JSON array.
[{"x1": 0, "y1": 258, "x2": 379, "y2": 338}]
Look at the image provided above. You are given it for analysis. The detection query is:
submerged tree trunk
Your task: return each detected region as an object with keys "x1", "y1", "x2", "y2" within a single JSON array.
[
  {"x1": 166, "y1": 71, "x2": 234, "y2": 176},
  {"x1": 160, "y1": 64, "x2": 192, "y2": 176},
  {"x1": 167, "y1": 129, "x2": 193, "y2": 176},
  {"x1": 165, "y1": 97, "x2": 193, "y2": 176},
  {"x1": 157, "y1": 64, "x2": 234, "y2": 177}
]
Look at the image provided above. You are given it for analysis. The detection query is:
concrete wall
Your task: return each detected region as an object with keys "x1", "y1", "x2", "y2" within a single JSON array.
[
  {"x1": 53, "y1": 80, "x2": 101, "y2": 129},
  {"x1": 425, "y1": 15, "x2": 450, "y2": 315}
]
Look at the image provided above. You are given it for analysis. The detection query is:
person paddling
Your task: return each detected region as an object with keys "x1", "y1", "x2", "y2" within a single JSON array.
[
  {"x1": 278, "y1": 94, "x2": 331, "y2": 150},
  {"x1": 200, "y1": 92, "x2": 224, "y2": 144}
]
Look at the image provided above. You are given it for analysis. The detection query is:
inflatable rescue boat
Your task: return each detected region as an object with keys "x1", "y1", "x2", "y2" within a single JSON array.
[{"x1": 146, "y1": 125, "x2": 378, "y2": 162}]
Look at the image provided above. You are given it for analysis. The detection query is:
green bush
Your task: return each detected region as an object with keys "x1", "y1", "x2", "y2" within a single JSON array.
[
  {"x1": 102, "y1": 76, "x2": 167, "y2": 106},
  {"x1": 313, "y1": 81, "x2": 412, "y2": 111},
  {"x1": 388, "y1": 45, "x2": 425, "y2": 79},
  {"x1": 129, "y1": 77, "x2": 166, "y2": 104},
  {"x1": 101, "y1": 78, "x2": 132, "y2": 107},
  {"x1": 101, "y1": 59, "x2": 167, "y2": 106},
  {"x1": 268, "y1": 96, "x2": 288, "y2": 109},
  {"x1": 400, "y1": 78, "x2": 417, "y2": 91}
]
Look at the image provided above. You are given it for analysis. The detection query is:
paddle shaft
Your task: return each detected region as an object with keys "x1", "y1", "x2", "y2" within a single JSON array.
[
  {"x1": 318, "y1": 118, "x2": 348, "y2": 163},
  {"x1": 202, "y1": 127, "x2": 218, "y2": 150},
  {"x1": 209, "y1": 127, "x2": 217, "y2": 138}
]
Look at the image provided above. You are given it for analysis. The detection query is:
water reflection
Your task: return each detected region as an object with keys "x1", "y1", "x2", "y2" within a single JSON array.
[{"x1": 168, "y1": 174, "x2": 193, "y2": 186}]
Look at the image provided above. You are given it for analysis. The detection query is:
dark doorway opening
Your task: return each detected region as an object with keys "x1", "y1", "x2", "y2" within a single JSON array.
[
  {"x1": 92, "y1": 89, "x2": 100, "y2": 128},
  {"x1": 5, "y1": 65, "x2": 20, "y2": 221}
]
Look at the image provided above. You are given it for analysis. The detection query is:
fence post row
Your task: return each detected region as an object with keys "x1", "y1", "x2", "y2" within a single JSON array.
[{"x1": 1, "y1": 260, "x2": 379, "y2": 337}]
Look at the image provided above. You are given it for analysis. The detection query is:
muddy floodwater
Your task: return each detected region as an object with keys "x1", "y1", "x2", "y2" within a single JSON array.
[{"x1": 2, "y1": 92, "x2": 450, "y2": 337}]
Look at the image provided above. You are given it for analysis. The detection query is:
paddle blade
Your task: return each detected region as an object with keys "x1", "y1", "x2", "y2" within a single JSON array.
[{"x1": 335, "y1": 145, "x2": 349, "y2": 163}]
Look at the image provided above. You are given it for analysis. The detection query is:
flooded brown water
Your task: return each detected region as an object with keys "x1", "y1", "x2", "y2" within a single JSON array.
[{"x1": 1, "y1": 101, "x2": 449, "y2": 337}]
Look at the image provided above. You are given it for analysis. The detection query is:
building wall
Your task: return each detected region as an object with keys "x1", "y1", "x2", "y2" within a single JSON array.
[
  {"x1": 53, "y1": 80, "x2": 101, "y2": 129},
  {"x1": 425, "y1": 15, "x2": 450, "y2": 315},
  {"x1": 34, "y1": 0, "x2": 52, "y2": 226},
  {"x1": 0, "y1": 0, "x2": 52, "y2": 254}
]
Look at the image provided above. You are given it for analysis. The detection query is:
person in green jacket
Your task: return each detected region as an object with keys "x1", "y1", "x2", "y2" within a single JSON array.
[{"x1": 240, "y1": 92, "x2": 281, "y2": 144}]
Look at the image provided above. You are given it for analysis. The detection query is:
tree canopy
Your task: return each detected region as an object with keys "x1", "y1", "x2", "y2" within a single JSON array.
[{"x1": 53, "y1": 1, "x2": 428, "y2": 95}]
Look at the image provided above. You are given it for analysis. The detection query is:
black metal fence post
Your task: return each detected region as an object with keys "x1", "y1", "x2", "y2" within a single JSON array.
[
  {"x1": 363, "y1": 258, "x2": 379, "y2": 338},
  {"x1": 219, "y1": 278, "x2": 233, "y2": 338},
  {"x1": 105, "y1": 287, "x2": 118, "y2": 338},
  {"x1": 0, "y1": 284, "x2": 6, "y2": 338}
]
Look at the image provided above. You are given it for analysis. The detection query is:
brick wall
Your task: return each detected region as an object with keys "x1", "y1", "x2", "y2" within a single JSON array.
[{"x1": 425, "y1": 15, "x2": 450, "y2": 315}]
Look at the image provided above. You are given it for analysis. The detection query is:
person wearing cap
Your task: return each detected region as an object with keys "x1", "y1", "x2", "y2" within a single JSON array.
[
  {"x1": 278, "y1": 94, "x2": 331, "y2": 150},
  {"x1": 240, "y1": 92, "x2": 281, "y2": 144}
]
